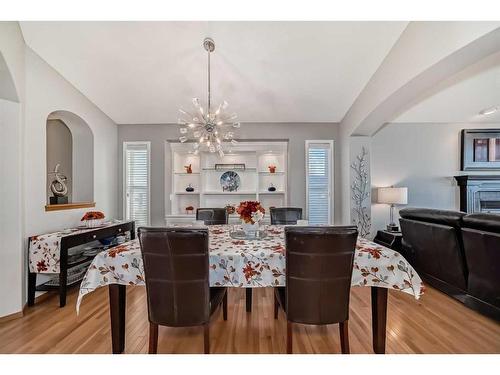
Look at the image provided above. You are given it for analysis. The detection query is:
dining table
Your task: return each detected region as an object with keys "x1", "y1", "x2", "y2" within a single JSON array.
[{"x1": 76, "y1": 224, "x2": 424, "y2": 354}]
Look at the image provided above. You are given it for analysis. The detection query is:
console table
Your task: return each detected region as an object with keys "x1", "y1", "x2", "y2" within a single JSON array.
[{"x1": 28, "y1": 221, "x2": 135, "y2": 307}]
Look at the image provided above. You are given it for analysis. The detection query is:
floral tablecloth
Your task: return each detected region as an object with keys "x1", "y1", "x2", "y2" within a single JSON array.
[
  {"x1": 28, "y1": 221, "x2": 131, "y2": 274},
  {"x1": 77, "y1": 225, "x2": 424, "y2": 313}
]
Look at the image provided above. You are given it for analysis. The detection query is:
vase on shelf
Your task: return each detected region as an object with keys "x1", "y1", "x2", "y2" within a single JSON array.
[
  {"x1": 185, "y1": 184, "x2": 194, "y2": 192},
  {"x1": 268, "y1": 183, "x2": 276, "y2": 192},
  {"x1": 268, "y1": 165, "x2": 277, "y2": 173}
]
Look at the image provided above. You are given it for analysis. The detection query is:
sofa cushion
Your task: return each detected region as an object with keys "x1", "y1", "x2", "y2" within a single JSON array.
[
  {"x1": 399, "y1": 207, "x2": 465, "y2": 229},
  {"x1": 463, "y1": 213, "x2": 500, "y2": 234}
]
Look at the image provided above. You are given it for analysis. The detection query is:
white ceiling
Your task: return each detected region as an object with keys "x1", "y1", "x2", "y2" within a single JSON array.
[
  {"x1": 20, "y1": 21, "x2": 408, "y2": 124},
  {"x1": 393, "y1": 50, "x2": 500, "y2": 124}
]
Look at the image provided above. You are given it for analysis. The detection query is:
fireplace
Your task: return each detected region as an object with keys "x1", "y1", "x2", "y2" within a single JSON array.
[{"x1": 454, "y1": 175, "x2": 500, "y2": 214}]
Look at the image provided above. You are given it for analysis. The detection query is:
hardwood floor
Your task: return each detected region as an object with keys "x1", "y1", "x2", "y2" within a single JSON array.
[{"x1": 0, "y1": 286, "x2": 499, "y2": 354}]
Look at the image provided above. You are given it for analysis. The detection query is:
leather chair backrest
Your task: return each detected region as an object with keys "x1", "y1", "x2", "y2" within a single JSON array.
[
  {"x1": 270, "y1": 207, "x2": 303, "y2": 225},
  {"x1": 463, "y1": 213, "x2": 500, "y2": 234},
  {"x1": 196, "y1": 208, "x2": 228, "y2": 225},
  {"x1": 399, "y1": 207, "x2": 465, "y2": 228},
  {"x1": 462, "y1": 214, "x2": 500, "y2": 307},
  {"x1": 285, "y1": 226, "x2": 358, "y2": 325},
  {"x1": 399, "y1": 208, "x2": 467, "y2": 291},
  {"x1": 138, "y1": 227, "x2": 210, "y2": 327}
]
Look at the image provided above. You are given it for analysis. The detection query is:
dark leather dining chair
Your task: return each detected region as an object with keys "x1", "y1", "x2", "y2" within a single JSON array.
[
  {"x1": 270, "y1": 207, "x2": 303, "y2": 225},
  {"x1": 138, "y1": 227, "x2": 227, "y2": 354},
  {"x1": 274, "y1": 226, "x2": 358, "y2": 354},
  {"x1": 196, "y1": 208, "x2": 228, "y2": 225}
]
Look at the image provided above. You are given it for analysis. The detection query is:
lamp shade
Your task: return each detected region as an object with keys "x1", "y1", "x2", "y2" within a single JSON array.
[{"x1": 377, "y1": 187, "x2": 408, "y2": 205}]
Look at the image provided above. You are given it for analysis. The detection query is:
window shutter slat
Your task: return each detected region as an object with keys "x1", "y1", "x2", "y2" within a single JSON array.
[{"x1": 124, "y1": 142, "x2": 150, "y2": 227}]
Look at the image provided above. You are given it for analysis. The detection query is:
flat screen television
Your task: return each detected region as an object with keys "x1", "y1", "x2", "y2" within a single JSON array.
[{"x1": 461, "y1": 129, "x2": 500, "y2": 171}]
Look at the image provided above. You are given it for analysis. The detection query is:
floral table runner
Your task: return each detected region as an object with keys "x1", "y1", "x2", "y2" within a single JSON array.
[
  {"x1": 76, "y1": 225, "x2": 424, "y2": 313},
  {"x1": 28, "y1": 221, "x2": 131, "y2": 274}
]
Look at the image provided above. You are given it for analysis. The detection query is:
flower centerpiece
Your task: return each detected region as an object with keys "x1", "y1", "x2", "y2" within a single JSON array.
[
  {"x1": 237, "y1": 201, "x2": 265, "y2": 236},
  {"x1": 81, "y1": 211, "x2": 105, "y2": 228}
]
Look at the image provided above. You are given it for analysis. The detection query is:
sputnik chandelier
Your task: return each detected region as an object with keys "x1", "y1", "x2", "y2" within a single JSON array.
[{"x1": 178, "y1": 38, "x2": 240, "y2": 157}]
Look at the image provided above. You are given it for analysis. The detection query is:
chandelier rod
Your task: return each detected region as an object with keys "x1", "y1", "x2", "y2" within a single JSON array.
[
  {"x1": 207, "y1": 45, "x2": 211, "y2": 114},
  {"x1": 203, "y1": 37, "x2": 215, "y2": 114}
]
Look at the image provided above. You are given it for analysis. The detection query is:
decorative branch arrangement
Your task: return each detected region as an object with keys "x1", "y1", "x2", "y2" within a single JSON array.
[{"x1": 351, "y1": 146, "x2": 371, "y2": 237}]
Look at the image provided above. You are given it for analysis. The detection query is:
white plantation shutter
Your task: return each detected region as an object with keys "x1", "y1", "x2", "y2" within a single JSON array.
[
  {"x1": 124, "y1": 142, "x2": 150, "y2": 227},
  {"x1": 306, "y1": 141, "x2": 333, "y2": 224}
]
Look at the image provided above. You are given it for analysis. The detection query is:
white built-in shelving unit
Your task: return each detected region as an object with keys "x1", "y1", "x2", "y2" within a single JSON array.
[{"x1": 166, "y1": 141, "x2": 288, "y2": 225}]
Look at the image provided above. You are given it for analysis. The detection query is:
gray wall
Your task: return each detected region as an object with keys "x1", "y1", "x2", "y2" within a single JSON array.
[
  {"x1": 46, "y1": 119, "x2": 73, "y2": 202},
  {"x1": 118, "y1": 123, "x2": 340, "y2": 226},
  {"x1": 371, "y1": 122, "x2": 500, "y2": 236}
]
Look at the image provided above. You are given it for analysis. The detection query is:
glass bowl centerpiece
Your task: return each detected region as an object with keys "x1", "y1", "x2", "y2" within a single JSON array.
[{"x1": 237, "y1": 201, "x2": 265, "y2": 236}]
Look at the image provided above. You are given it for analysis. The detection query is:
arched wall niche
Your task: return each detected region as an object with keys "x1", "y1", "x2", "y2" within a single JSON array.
[{"x1": 46, "y1": 110, "x2": 94, "y2": 210}]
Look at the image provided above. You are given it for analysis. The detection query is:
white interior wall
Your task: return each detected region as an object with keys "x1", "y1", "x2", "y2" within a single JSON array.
[
  {"x1": 0, "y1": 22, "x2": 25, "y2": 318},
  {"x1": 371, "y1": 122, "x2": 500, "y2": 238},
  {"x1": 118, "y1": 123, "x2": 340, "y2": 226},
  {"x1": 0, "y1": 22, "x2": 119, "y2": 317},
  {"x1": 24, "y1": 46, "x2": 118, "y2": 238},
  {"x1": 0, "y1": 99, "x2": 23, "y2": 317}
]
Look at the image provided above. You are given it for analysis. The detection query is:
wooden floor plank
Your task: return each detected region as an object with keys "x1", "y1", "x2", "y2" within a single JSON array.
[{"x1": 0, "y1": 286, "x2": 498, "y2": 354}]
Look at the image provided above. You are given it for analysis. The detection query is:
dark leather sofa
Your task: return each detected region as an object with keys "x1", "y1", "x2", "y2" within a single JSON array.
[{"x1": 399, "y1": 208, "x2": 499, "y2": 321}]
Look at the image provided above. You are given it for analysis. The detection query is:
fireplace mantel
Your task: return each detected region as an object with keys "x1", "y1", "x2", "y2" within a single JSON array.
[{"x1": 454, "y1": 175, "x2": 500, "y2": 213}]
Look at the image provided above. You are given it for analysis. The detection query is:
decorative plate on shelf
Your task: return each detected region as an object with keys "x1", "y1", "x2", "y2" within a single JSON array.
[{"x1": 220, "y1": 171, "x2": 241, "y2": 192}]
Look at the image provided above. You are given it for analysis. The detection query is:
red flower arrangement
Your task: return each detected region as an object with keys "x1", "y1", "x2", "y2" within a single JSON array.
[
  {"x1": 236, "y1": 201, "x2": 265, "y2": 224},
  {"x1": 81, "y1": 211, "x2": 105, "y2": 221}
]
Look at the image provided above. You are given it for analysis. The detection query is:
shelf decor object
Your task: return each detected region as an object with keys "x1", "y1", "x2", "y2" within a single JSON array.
[
  {"x1": 185, "y1": 205, "x2": 195, "y2": 214},
  {"x1": 225, "y1": 205, "x2": 236, "y2": 214},
  {"x1": 215, "y1": 163, "x2": 245, "y2": 171},
  {"x1": 268, "y1": 183, "x2": 276, "y2": 192},
  {"x1": 184, "y1": 164, "x2": 193, "y2": 173},
  {"x1": 268, "y1": 164, "x2": 277, "y2": 173},
  {"x1": 48, "y1": 163, "x2": 69, "y2": 205},
  {"x1": 377, "y1": 186, "x2": 408, "y2": 232},
  {"x1": 185, "y1": 184, "x2": 195, "y2": 192},
  {"x1": 220, "y1": 171, "x2": 241, "y2": 192},
  {"x1": 237, "y1": 200, "x2": 265, "y2": 236},
  {"x1": 177, "y1": 38, "x2": 241, "y2": 157}
]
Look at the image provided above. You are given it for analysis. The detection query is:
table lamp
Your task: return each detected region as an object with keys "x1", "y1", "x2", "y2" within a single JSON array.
[{"x1": 377, "y1": 186, "x2": 408, "y2": 232}]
